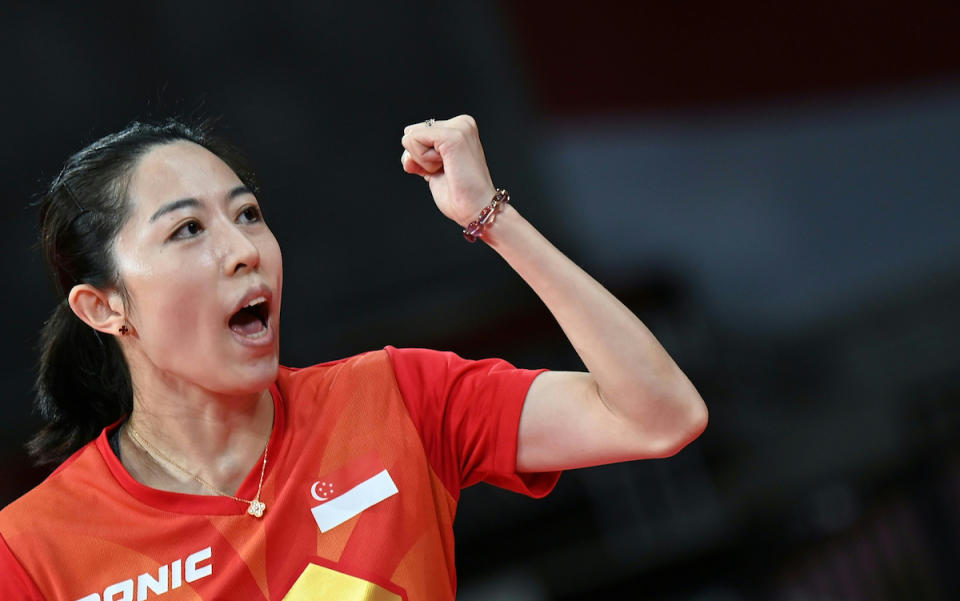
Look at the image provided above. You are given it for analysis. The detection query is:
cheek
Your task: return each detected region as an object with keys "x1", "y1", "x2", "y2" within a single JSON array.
[
  {"x1": 133, "y1": 280, "x2": 209, "y2": 353},
  {"x1": 266, "y1": 236, "x2": 283, "y2": 281},
  {"x1": 120, "y1": 251, "x2": 221, "y2": 349},
  {"x1": 259, "y1": 231, "x2": 284, "y2": 296}
]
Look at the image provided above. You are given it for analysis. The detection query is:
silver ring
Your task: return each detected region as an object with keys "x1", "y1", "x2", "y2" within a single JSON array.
[{"x1": 425, "y1": 118, "x2": 435, "y2": 127}]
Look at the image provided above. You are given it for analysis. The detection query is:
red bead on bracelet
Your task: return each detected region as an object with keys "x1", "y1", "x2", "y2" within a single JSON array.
[{"x1": 463, "y1": 188, "x2": 510, "y2": 243}]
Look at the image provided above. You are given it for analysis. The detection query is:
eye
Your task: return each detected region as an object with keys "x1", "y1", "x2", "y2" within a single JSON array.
[
  {"x1": 237, "y1": 205, "x2": 262, "y2": 224},
  {"x1": 170, "y1": 219, "x2": 204, "y2": 240}
]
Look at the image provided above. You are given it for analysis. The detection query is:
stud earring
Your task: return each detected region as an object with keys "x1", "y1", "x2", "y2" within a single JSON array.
[{"x1": 118, "y1": 325, "x2": 129, "y2": 335}]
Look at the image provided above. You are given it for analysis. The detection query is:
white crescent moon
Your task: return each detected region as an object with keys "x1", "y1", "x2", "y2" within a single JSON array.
[{"x1": 311, "y1": 481, "x2": 327, "y2": 501}]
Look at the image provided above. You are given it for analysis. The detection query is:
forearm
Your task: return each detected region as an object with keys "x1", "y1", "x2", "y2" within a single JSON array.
[
  {"x1": 484, "y1": 204, "x2": 708, "y2": 453},
  {"x1": 400, "y1": 115, "x2": 706, "y2": 465}
]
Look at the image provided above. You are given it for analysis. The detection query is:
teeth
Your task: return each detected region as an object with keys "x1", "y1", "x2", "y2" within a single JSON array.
[{"x1": 245, "y1": 296, "x2": 266, "y2": 308}]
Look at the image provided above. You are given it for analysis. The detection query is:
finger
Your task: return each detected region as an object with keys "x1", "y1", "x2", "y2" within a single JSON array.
[
  {"x1": 400, "y1": 149, "x2": 433, "y2": 177},
  {"x1": 401, "y1": 134, "x2": 443, "y2": 173},
  {"x1": 402, "y1": 115, "x2": 477, "y2": 135},
  {"x1": 401, "y1": 137, "x2": 441, "y2": 171},
  {"x1": 404, "y1": 118, "x2": 447, "y2": 135},
  {"x1": 404, "y1": 124, "x2": 467, "y2": 160},
  {"x1": 444, "y1": 114, "x2": 478, "y2": 136}
]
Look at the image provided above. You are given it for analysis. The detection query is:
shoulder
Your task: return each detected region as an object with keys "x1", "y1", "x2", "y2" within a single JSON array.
[
  {"x1": 277, "y1": 348, "x2": 392, "y2": 376},
  {"x1": 275, "y1": 348, "x2": 393, "y2": 392},
  {"x1": 0, "y1": 440, "x2": 102, "y2": 534},
  {"x1": 382, "y1": 345, "x2": 525, "y2": 382},
  {"x1": 274, "y1": 346, "x2": 463, "y2": 392},
  {"x1": 273, "y1": 348, "x2": 405, "y2": 424}
]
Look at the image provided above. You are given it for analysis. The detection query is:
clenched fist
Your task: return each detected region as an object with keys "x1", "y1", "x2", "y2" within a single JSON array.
[{"x1": 400, "y1": 115, "x2": 497, "y2": 228}]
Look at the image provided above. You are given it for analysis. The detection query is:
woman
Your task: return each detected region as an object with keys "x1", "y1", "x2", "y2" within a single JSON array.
[{"x1": 0, "y1": 115, "x2": 707, "y2": 600}]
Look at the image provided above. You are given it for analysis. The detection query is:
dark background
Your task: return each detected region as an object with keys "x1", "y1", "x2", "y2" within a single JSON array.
[{"x1": 3, "y1": 2, "x2": 960, "y2": 599}]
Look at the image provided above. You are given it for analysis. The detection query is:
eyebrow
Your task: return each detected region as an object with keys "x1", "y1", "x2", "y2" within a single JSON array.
[{"x1": 149, "y1": 185, "x2": 253, "y2": 223}]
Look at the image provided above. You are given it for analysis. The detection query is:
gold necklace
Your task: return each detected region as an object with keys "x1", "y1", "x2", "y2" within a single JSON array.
[{"x1": 126, "y1": 424, "x2": 269, "y2": 518}]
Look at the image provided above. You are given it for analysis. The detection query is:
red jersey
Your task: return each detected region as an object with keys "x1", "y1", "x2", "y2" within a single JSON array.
[{"x1": 0, "y1": 347, "x2": 559, "y2": 600}]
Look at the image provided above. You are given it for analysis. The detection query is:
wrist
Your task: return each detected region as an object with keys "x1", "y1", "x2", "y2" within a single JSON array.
[
  {"x1": 462, "y1": 188, "x2": 510, "y2": 243},
  {"x1": 475, "y1": 202, "x2": 522, "y2": 249},
  {"x1": 452, "y1": 186, "x2": 497, "y2": 228}
]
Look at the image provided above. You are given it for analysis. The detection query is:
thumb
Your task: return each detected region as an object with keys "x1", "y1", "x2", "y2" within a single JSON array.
[{"x1": 401, "y1": 133, "x2": 443, "y2": 173}]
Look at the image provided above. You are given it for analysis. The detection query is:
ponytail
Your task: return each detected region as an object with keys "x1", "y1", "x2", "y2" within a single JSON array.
[{"x1": 28, "y1": 302, "x2": 132, "y2": 465}]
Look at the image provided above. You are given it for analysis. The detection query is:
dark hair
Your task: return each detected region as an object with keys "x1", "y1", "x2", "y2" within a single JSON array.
[{"x1": 30, "y1": 118, "x2": 259, "y2": 466}]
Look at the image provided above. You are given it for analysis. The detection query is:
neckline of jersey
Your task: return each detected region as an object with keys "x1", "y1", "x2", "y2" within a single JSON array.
[{"x1": 95, "y1": 383, "x2": 287, "y2": 516}]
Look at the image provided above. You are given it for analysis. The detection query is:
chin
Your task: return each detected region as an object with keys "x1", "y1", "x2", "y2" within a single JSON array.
[{"x1": 218, "y1": 355, "x2": 280, "y2": 395}]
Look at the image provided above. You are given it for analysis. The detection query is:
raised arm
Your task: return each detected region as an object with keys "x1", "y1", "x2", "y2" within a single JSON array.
[{"x1": 400, "y1": 115, "x2": 707, "y2": 473}]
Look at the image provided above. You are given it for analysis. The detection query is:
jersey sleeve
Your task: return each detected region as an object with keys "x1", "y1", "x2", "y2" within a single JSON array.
[
  {"x1": 384, "y1": 346, "x2": 561, "y2": 500},
  {"x1": 0, "y1": 531, "x2": 45, "y2": 600}
]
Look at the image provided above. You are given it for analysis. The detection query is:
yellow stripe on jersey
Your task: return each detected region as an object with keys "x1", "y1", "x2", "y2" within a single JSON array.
[{"x1": 283, "y1": 563, "x2": 402, "y2": 601}]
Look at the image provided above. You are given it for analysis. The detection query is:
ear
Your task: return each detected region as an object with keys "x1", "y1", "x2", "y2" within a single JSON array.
[{"x1": 68, "y1": 284, "x2": 127, "y2": 336}]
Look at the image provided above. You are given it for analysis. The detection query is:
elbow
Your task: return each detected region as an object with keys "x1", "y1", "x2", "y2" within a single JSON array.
[
  {"x1": 684, "y1": 399, "x2": 709, "y2": 447},
  {"x1": 652, "y1": 365, "x2": 709, "y2": 457},
  {"x1": 648, "y1": 393, "x2": 709, "y2": 459}
]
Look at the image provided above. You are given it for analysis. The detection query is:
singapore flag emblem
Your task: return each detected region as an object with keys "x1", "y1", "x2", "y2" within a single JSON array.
[{"x1": 309, "y1": 457, "x2": 398, "y2": 533}]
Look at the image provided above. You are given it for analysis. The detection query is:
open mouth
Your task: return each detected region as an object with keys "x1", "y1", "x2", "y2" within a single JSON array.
[{"x1": 229, "y1": 296, "x2": 270, "y2": 338}]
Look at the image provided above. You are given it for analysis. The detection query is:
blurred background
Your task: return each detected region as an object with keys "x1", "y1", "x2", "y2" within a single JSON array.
[{"x1": 2, "y1": 1, "x2": 960, "y2": 599}]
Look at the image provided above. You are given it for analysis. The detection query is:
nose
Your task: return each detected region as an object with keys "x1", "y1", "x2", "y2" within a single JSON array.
[{"x1": 221, "y1": 222, "x2": 261, "y2": 276}]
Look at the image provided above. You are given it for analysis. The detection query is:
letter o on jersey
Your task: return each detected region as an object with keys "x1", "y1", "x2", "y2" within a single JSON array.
[
  {"x1": 104, "y1": 580, "x2": 134, "y2": 601},
  {"x1": 75, "y1": 582, "x2": 135, "y2": 601}
]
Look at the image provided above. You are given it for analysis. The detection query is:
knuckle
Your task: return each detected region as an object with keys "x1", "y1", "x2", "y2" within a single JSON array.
[{"x1": 457, "y1": 114, "x2": 478, "y2": 133}]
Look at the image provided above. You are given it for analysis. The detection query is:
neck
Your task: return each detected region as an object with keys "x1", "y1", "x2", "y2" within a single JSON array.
[{"x1": 120, "y1": 371, "x2": 275, "y2": 496}]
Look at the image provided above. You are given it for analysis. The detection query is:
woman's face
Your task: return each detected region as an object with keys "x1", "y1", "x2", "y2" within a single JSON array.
[{"x1": 113, "y1": 140, "x2": 283, "y2": 396}]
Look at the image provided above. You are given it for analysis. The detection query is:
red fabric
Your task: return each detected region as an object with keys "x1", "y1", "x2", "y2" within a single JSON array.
[
  {"x1": 385, "y1": 346, "x2": 557, "y2": 500},
  {"x1": 0, "y1": 532, "x2": 44, "y2": 600},
  {"x1": 0, "y1": 348, "x2": 559, "y2": 601}
]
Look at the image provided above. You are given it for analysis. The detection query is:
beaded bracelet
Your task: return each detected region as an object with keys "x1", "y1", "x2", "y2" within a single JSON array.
[{"x1": 463, "y1": 188, "x2": 510, "y2": 243}]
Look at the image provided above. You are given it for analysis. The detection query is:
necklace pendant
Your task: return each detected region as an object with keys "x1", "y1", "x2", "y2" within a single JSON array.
[{"x1": 247, "y1": 500, "x2": 266, "y2": 518}]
